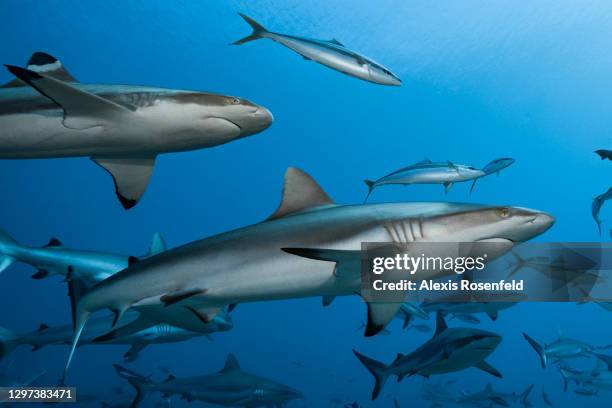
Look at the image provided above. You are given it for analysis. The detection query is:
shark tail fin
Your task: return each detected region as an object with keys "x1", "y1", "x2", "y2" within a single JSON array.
[
  {"x1": 62, "y1": 268, "x2": 93, "y2": 385},
  {"x1": 363, "y1": 180, "x2": 375, "y2": 203},
  {"x1": 521, "y1": 384, "x2": 534, "y2": 407},
  {"x1": 353, "y1": 349, "x2": 389, "y2": 401},
  {"x1": 233, "y1": 13, "x2": 268, "y2": 45},
  {"x1": 0, "y1": 230, "x2": 18, "y2": 275},
  {"x1": 522, "y1": 332, "x2": 547, "y2": 369},
  {"x1": 0, "y1": 326, "x2": 18, "y2": 359},
  {"x1": 113, "y1": 364, "x2": 150, "y2": 408},
  {"x1": 559, "y1": 368, "x2": 569, "y2": 392}
]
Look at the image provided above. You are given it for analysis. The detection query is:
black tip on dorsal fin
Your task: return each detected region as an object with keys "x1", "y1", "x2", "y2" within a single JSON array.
[
  {"x1": 45, "y1": 237, "x2": 62, "y2": 248},
  {"x1": 128, "y1": 256, "x2": 139, "y2": 267},
  {"x1": 27, "y1": 52, "x2": 57, "y2": 67},
  {"x1": 434, "y1": 312, "x2": 448, "y2": 337},
  {"x1": 37, "y1": 324, "x2": 49, "y2": 332}
]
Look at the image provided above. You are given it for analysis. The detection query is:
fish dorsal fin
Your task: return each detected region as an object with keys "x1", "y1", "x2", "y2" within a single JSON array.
[
  {"x1": 44, "y1": 238, "x2": 62, "y2": 248},
  {"x1": 148, "y1": 232, "x2": 166, "y2": 257},
  {"x1": 327, "y1": 38, "x2": 344, "y2": 46},
  {"x1": 434, "y1": 313, "x2": 448, "y2": 337},
  {"x1": 267, "y1": 167, "x2": 334, "y2": 220},
  {"x1": 2, "y1": 52, "x2": 76, "y2": 88},
  {"x1": 37, "y1": 324, "x2": 49, "y2": 332},
  {"x1": 220, "y1": 353, "x2": 241, "y2": 372},
  {"x1": 164, "y1": 374, "x2": 176, "y2": 382}
]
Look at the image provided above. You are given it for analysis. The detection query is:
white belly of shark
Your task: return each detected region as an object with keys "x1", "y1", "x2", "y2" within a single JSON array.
[{"x1": 0, "y1": 51, "x2": 272, "y2": 209}]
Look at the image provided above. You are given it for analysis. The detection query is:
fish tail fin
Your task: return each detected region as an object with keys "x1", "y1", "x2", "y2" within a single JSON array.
[
  {"x1": 521, "y1": 384, "x2": 534, "y2": 408},
  {"x1": 559, "y1": 368, "x2": 569, "y2": 392},
  {"x1": 113, "y1": 364, "x2": 150, "y2": 408},
  {"x1": 0, "y1": 326, "x2": 18, "y2": 359},
  {"x1": 522, "y1": 332, "x2": 547, "y2": 369},
  {"x1": 232, "y1": 13, "x2": 268, "y2": 45},
  {"x1": 0, "y1": 230, "x2": 18, "y2": 275},
  {"x1": 353, "y1": 349, "x2": 389, "y2": 400},
  {"x1": 363, "y1": 180, "x2": 375, "y2": 203},
  {"x1": 61, "y1": 268, "x2": 92, "y2": 385}
]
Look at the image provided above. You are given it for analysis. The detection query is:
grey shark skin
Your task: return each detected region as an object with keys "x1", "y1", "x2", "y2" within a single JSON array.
[
  {"x1": 592, "y1": 186, "x2": 612, "y2": 234},
  {"x1": 233, "y1": 14, "x2": 401, "y2": 86},
  {"x1": 0, "y1": 229, "x2": 165, "y2": 283},
  {"x1": 114, "y1": 354, "x2": 302, "y2": 408},
  {"x1": 63, "y1": 167, "x2": 553, "y2": 380},
  {"x1": 595, "y1": 149, "x2": 612, "y2": 161},
  {"x1": 0, "y1": 52, "x2": 272, "y2": 209},
  {"x1": 364, "y1": 159, "x2": 486, "y2": 202},
  {"x1": 458, "y1": 383, "x2": 533, "y2": 408},
  {"x1": 522, "y1": 332, "x2": 595, "y2": 369},
  {"x1": 419, "y1": 294, "x2": 524, "y2": 321},
  {"x1": 0, "y1": 309, "x2": 232, "y2": 362},
  {"x1": 354, "y1": 314, "x2": 503, "y2": 400}
]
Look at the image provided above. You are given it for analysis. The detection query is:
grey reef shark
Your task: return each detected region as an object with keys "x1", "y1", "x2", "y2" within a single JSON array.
[
  {"x1": 0, "y1": 52, "x2": 273, "y2": 209},
  {"x1": 61, "y1": 167, "x2": 554, "y2": 382}
]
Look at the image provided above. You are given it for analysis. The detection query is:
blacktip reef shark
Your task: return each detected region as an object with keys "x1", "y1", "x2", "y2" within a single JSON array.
[
  {"x1": 0, "y1": 229, "x2": 165, "y2": 284},
  {"x1": 354, "y1": 314, "x2": 503, "y2": 400},
  {"x1": 592, "y1": 186, "x2": 612, "y2": 235},
  {"x1": 0, "y1": 309, "x2": 232, "y2": 363},
  {"x1": 114, "y1": 354, "x2": 303, "y2": 407},
  {"x1": 62, "y1": 167, "x2": 553, "y2": 381},
  {"x1": 363, "y1": 159, "x2": 486, "y2": 202},
  {"x1": 0, "y1": 52, "x2": 273, "y2": 209},
  {"x1": 232, "y1": 14, "x2": 401, "y2": 86}
]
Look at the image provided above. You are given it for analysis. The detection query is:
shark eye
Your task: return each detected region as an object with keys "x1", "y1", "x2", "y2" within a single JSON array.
[
  {"x1": 231, "y1": 97, "x2": 240, "y2": 105},
  {"x1": 498, "y1": 208, "x2": 510, "y2": 218}
]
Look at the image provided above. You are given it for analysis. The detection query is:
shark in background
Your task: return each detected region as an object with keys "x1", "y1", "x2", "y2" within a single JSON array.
[
  {"x1": 354, "y1": 314, "x2": 504, "y2": 400},
  {"x1": 232, "y1": 13, "x2": 401, "y2": 86},
  {"x1": 0, "y1": 309, "x2": 232, "y2": 363},
  {"x1": 0, "y1": 52, "x2": 273, "y2": 209},
  {"x1": 592, "y1": 186, "x2": 612, "y2": 235},
  {"x1": 457, "y1": 383, "x2": 534, "y2": 408},
  {"x1": 59, "y1": 167, "x2": 554, "y2": 381},
  {"x1": 114, "y1": 354, "x2": 303, "y2": 407},
  {"x1": 0, "y1": 229, "x2": 165, "y2": 284}
]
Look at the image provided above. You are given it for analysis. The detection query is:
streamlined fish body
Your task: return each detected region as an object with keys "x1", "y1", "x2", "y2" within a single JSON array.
[
  {"x1": 364, "y1": 159, "x2": 486, "y2": 201},
  {"x1": 354, "y1": 314, "x2": 503, "y2": 400},
  {"x1": 62, "y1": 167, "x2": 553, "y2": 381},
  {"x1": 458, "y1": 384, "x2": 533, "y2": 408},
  {"x1": 592, "y1": 186, "x2": 612, "y2": 234},
  {"x1": 233, "y1": 14, "x2": 401, "y2": 86},
  {"x1": 0, "y1": 52, "x2": 272, "y2": 208},
  {"x1": 114, "y1": 354, "x2": 302, "y2": 407},
  {"x1": 522, "y1": 332, "x2": 595, "y2": 368},
  {"x1": 0, "y1": 230, "x2": 164, "y2": 283}
]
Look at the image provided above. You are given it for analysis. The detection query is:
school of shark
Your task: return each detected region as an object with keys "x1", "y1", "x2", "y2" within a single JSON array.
[{"x1": 0, "y1": 6, "x2": 611, "y2": 408}]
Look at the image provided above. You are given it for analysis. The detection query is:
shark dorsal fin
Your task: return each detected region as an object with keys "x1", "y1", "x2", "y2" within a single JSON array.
[
  {"x1": 147, "y1": 232, "x2": 166, "y2": 257},
  {"x1": 44, "y1": 238, "x2": 62, "y2": 248},
  {"x1": 327, "y1": 38, "x2": 344, "y2": 46},
  {"x1": 37, "y1": 324, "x2": 49, "y2": 332},
  {"x1": 434, "y1": 312, "x2": 448, "y2": 337},
  {"x1": 164, "y1": 374, "x2": 176, "y2": 382},
  {"x1": 2, "y1": 52, "x2": 77, "y2": 88},
  {"x1": 267, "y1": 167, "x2": 334, "y2": 220},
  {"x1": 415, "y1": 158, "x2": 432, "y2": 165},
  {"x1": 220, "y1": 353, "x2": 241, "y2": 372}
]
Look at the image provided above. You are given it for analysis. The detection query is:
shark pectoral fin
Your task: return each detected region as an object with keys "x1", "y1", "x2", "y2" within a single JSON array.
[
  {"x1": 267, "y1": 167, "x2": 335, "y2": 220},
  {"x1": 486, "y1": 309, "x2": 498, "y2": 321},
  {"x1": 443, "y1": 182, "x2": 453, "y2": 193},
  {"x1": 92, "y1": 156, "x2": 157, "y2": 210},
  {"x1": 160, "y1": 288, "x2": 207, "y2": 307},
  {"x1": 123, "y1": 343, "x2": 147, "y2": 363},
  {"x1": 4, "y1": 65, "x2": 133, "y2": 129},
  {"x1": 433, "y1": 312, "x2": 448, "y2": 337},
  {"x1": 365, "y1": 302, "x2": 403, "y2": 337},
  {"x1": 475, "y1": 360, "x2": 502, "y2": 378},
  {"x1": 185, "y1": 305, "x2": 221, "y2": 325},
  {"x1": 281, "y1": 248, "x2": 361, "y2": 278},
  {"x1": 93, "y1": 315, "x2": 157, "y2": 342},
  {"x1": 322, "y1": 295, "x2": 336, "y2": 307}
]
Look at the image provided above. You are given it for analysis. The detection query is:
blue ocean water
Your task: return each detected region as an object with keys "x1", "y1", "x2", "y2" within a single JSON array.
[{"x1": 0, "y1": 0, "x2": 611, "y2": 406}]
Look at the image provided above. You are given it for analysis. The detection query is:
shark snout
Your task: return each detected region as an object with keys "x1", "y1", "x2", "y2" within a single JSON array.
[{"x1": 239, "y1": 106, "x2": 273, "y2": 136}]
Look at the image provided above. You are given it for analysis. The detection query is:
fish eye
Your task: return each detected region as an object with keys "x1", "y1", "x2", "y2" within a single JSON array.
[
  {"x1": 498, "y1": 208, "x2": 510, "y2": 218},
  {"x1": 231, "y1": 97, "x2": 240, "y2": 105}
]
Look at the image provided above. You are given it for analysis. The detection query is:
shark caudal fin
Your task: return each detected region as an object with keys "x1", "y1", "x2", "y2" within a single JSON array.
[
  {"x1": 364, "y1": 180, "x2": 375, "y2": 203},
  {"x1": 353, "y1": 350, "x2": 389, "y2": 400},
  {"x1": 0, "y1": 230, "x2": 18, "y2": 275},
  {"x1": 232, "y1": 13, "x2": 268, "y2": 45},
  {"x1": 0, "y1": 326, "x2": 18, "y2": 359},
  {"x1": 520, "y1": 384, "x2": 534, "y2": 408},
  {"x1": 522, "y1": 332, "x2": 547, "y2": 369},
  {"x1": 113, "y1": 364, "x2": 151, "y2": 408}
]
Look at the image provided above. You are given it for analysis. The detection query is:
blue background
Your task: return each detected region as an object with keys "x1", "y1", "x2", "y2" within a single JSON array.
[{"x1": 0, "y1": 0, "x2": 611, "y2": 406}]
